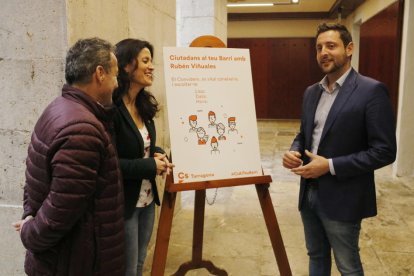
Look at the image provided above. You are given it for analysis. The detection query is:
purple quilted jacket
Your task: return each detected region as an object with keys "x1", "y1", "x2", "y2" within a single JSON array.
[{"x1": 20, "y1": 85, "x2": 125, "y2": 275}]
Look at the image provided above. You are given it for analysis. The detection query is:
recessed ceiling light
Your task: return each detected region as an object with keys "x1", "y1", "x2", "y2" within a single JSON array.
[
  {"x1": 227, "y1": 3, "x2": 274, "y2": 7},
  {"x1": 227, "y1": 1, "x2": 300, "y2": 7}
]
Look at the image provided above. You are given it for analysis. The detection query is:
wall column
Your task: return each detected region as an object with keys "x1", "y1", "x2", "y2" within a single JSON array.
[
  {"x1": 394, "y1": 0, "x2": 414, "y2": 177},
  {"x1": 177, "y1": 0, "x2": 227, "y2": 46}
]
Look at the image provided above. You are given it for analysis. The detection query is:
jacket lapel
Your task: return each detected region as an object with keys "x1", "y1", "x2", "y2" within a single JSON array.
[
  {"x1": 119, "y1": 100, "x2": 145, "y2": 150},
  {"x1": 145, "y1": 120, "x2": 156, "y2": 154},
  {"x1": 320, "y1": 69, "x2": 358, "y2": 142},
  {"x1": 305, "y1": 87, "x2": 323, "y2": 149}
]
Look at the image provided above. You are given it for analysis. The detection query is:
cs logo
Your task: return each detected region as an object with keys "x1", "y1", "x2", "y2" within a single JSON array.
[{"x1": 177, "y1": 172, "x2": 189, "y2": 183}]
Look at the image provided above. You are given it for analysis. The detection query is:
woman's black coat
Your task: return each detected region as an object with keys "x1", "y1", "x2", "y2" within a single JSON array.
[{"x1": 113, "y1": 98, "x2": 164, "y2": 219}]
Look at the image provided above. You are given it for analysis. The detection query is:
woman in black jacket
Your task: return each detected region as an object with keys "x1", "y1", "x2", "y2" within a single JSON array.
[{"x1": 113, "y1": 38, "x2": 173, "y2": 276}]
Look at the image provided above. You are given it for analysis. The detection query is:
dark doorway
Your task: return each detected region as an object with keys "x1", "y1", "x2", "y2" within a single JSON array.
[
  {"x1": 228, "y1": 38, "x2": 323, "y2": 119},
  {"x1": 359, "y1": 0, "x2": 404, "y2": 117}
]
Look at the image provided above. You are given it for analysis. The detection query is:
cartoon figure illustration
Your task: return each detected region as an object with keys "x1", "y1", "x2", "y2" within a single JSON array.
[
  {"x1": 208, "y1": 111, "x2": 216, "y2": 128},
  {"x1": 228, "y1": 117, "x2": 238, "y2": 134},
  {"x1": 189, "y1": 114, "x2": 197, "y2": 132},
  {"x1": 210, "y1": 136, "x2": 220, "y2": 154},
  {"x1": 216, "y1": 123, "x2": 226, "y2": 141},
  {"x1": 196, "y1": 127, "x2": 208, "y2": 145}
]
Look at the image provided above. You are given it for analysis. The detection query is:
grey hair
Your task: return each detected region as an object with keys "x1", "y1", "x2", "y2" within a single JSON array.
[{"x1": 65, "y1": 37, "x2": 115, "y2": 85}]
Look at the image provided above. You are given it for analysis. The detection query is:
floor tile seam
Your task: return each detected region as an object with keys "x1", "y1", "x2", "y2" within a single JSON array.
[{"x1": 375, "y1": 249, "x2": 414, "y2": 254}]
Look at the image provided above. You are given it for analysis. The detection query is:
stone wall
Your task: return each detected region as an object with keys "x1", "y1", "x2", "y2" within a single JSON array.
[
  {"x1": 0, "y1": 0, "x2": 176, "y2": 205},
  {"x1": 0, "y1": 0, "x2": 67, "y2": 205}
]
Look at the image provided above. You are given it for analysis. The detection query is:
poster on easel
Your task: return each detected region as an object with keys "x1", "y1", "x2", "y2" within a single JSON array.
[{"x1": 163, "y1": 47, "x2": 262, "y2": 183}]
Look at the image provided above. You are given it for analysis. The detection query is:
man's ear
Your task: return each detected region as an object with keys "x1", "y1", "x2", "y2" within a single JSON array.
[
  {"x1": 95, "y1": 65, "x2": 105, "y2": 83},
  {"x1": 346, "y1": 41, "x2": 354, "y2": 58}
]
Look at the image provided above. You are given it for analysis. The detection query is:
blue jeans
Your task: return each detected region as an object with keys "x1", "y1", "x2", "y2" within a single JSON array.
[
  {"x1": 300, "y1": 186, "x2": 364, "y2": 276},
  {"x1": 125, "y1": 202, "x2": 155, "y2": 276}
]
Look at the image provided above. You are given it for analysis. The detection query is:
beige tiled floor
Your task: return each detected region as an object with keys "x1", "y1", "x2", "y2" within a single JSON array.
[{"x1": 145, "y1": 120, "x2": 414, "y2": 276}]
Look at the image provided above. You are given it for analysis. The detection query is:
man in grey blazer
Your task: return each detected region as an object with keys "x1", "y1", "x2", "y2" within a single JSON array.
[{"x1": 283, "y1": 23, "x2": 396, "y2": 276}]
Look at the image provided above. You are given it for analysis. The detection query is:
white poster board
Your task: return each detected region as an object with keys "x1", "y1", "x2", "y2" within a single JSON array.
[{"x1": 163, "y1": 47, "x2": 262, "y2": 183}]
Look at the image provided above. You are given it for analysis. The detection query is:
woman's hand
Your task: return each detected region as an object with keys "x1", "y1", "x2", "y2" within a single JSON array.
[{"x1": 154, "y1": 153, "x2": 175, "y2": 178}]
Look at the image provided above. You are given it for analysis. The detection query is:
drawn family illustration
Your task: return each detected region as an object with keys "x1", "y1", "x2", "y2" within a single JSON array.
[{"x1": 186, "y1": 111, "x2": 239, "y2": 154}]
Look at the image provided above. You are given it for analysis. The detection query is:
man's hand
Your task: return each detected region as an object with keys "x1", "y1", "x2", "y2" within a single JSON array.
[
  {"x1": 12, "y1": 215, "x2": 33, "y2": 234},
  {"x1": 290, "y1": 150, "x2": 329, "y2": 179},
  {"x1": 282, "y1": 150, "x2": 302, "y2": 169}
]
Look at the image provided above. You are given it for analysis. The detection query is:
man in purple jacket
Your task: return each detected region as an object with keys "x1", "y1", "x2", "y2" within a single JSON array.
[{"x1": 13, "y1": 38, "x2": 125, "y2": 275}]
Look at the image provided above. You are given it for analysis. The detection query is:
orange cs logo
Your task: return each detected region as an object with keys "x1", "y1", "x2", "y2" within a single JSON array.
[{"x1": 178, "y1": 172, "x2": 189, "y2": 179}]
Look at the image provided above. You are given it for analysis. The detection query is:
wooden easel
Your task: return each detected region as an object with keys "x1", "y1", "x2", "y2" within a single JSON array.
[{"x1": 151, "y1": 36, "x2": 292, "y2": 276}]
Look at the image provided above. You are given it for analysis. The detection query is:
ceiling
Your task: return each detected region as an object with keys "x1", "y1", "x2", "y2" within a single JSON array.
[{"x1": 227, "y1": 0, "x2": 366, "y2": 21}]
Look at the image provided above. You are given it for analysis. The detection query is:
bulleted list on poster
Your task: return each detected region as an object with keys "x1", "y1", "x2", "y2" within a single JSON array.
[{"x1": 163, "y1": 47, "x2": 262, "y2": 183}]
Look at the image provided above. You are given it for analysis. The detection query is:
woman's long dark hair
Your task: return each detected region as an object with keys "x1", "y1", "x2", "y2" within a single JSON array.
[{"x1": 113, "y1": 38, "x2": 159, "y2": 121}]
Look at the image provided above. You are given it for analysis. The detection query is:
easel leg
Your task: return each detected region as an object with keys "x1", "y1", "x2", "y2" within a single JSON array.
[
  {"x1": 192, "y1": 189, "x2": 205, "y2": 263},
  {"x1": 173, "y1": 190, "x2": 227, "y2": 276},
  {"x1": 255, "y1": 184, "x2": 292, "y2": 276},
  {"x1": 151, "y1": 191, "x2": 177, "y2": 276}
]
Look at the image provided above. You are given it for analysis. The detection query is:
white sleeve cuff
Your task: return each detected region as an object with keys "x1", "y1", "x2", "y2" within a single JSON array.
[{"x1": 328, "y1": 158, "x2": 336, "y2": 175}]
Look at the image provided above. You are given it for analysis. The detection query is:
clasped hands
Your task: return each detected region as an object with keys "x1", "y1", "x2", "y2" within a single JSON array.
[
  {"x1": 282, "y1": 149, "x2": 329, "y2": 179},
  {"x1": 154, "y1": 153, "x2": 174, "y2": 178}
]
